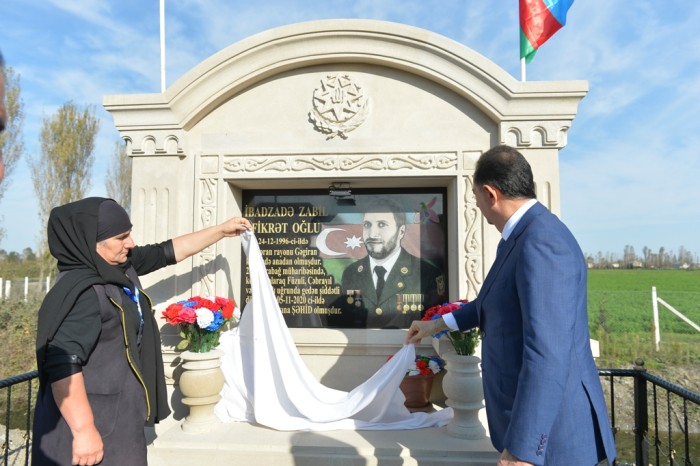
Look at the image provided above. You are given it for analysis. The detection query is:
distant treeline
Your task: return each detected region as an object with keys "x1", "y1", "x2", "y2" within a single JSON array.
[
  {"x1": 585, "y1": 245, "x2": 697, "y2": 270},
  {"x1": 0, "y1": 247, "x2": 41, "y2": 279}
]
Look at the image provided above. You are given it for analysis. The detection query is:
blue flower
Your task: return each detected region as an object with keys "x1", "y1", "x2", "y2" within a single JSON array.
[{"x1": 204, "y1": 310, "x2": 225, "y2": 331}]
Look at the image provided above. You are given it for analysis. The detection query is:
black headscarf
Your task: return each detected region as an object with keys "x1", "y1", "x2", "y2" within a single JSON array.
[{"x1": 36, "y1": 197, "x2": 131, "y2": 362}]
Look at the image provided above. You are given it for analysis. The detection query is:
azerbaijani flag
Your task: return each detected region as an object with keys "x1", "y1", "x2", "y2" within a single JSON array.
[{"x1": 520, "y1": 0, "x2": 574, "y2": 64}]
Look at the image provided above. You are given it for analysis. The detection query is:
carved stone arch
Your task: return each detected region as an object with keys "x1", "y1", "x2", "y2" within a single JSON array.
[
  {"x1": 122, "y1": 135, "x2": 133, "y2": 156},
  {"x1": 142, "y1": 136, "x2": 157, "y2": 155},
  {"x1": 500, "y1": 121, "x2": 573, "y2": 149},
  {"x1": 503, "y1": 127, "x2": 525, "y2": 147},
  {"x1": 164, "y1": 135, "x2": 181, "y2": 155},
  {"x1": 531, "y1": 127, "x2": 547, "y2": 148},
  {"x1": 107, "y1": 20, "x2": 586, "y2": 135}
]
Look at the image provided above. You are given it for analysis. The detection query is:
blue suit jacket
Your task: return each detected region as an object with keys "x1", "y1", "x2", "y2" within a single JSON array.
[{"x1": 453, "y1": 202, "x2": 616, "y2": 465}]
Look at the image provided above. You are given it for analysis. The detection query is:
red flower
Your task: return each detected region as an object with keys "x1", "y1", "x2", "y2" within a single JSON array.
[
  {"x1": 200, "y1": 298, "x2": 219, "y2": 311},
  {"x1": 162, "y1": 303, "x2": 184, "y2": 325},
  {"x1": 189, "y1": 296, "x2": 205, "y2": 306},
  {"x1": 178, "y1": 307, "x2": 197, "y2": 324},
  {"x1": 421, "y1": 299, "x2": 469, "y2": 321},
  {"x1": 216, "y1": 297, "x2": 235, "y2": 319},
  {"x1": 415, "y1": 359, "x2": 431, "y2": 375}
]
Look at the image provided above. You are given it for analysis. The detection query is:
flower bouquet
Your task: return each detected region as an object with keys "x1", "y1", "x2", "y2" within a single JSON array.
[
  {"x1": 386, "y1": 354, "x2": 445, "y2": 376},
  {"x1": 391, "y1": 354, "x2": 445, "y2": 412},
  {"x1": 422, "y1": 300, "x2": 480, "y2": 356},
  {"x1": 407, "y1": 354, "x2": 445, "y2": 376},
  {"x1": 162, "y1": 296, "x2": 240, "y2": 353}
]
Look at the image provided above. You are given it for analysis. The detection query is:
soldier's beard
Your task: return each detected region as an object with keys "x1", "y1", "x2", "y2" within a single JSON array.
[{"x1": 365, "y1": 232, "x2": 401, "y2": 260}]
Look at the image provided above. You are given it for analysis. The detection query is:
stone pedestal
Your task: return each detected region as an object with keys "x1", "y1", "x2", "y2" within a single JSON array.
[{"x1": 178, "y1": 349, "x2": 224, "y2": 433}]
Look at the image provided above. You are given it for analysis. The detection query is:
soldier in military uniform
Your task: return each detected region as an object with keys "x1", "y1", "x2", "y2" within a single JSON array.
[{"x1": 333, "y1": 199, "x2": 446, "y2": 329}]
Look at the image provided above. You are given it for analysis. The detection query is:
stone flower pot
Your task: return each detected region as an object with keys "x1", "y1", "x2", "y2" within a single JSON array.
[
  {"x1": 442, "y1": 353, "x2": 486, "y2": 439},
  {"x1": 178, "y1": 349, "x2": 224, "y2": 433}
]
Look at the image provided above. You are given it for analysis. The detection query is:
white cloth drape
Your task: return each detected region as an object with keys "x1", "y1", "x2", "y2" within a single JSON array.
[{"x1": 214, "y1": 230, "x2": 452, "y2": 431}]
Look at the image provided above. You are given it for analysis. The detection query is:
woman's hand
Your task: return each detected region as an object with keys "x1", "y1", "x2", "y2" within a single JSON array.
[
  {"x1": 220, "y1": 217, "x2": 253, "y2": 237},
  {"x1": 51, "y1": 373, "x2": 104, "y2": 465},
  {"x1": 172, "y1": 216, "x2": 253, "y2": 262},
  {"x1": 71, "y1": 426, "x2": 104, "y2": 465}
]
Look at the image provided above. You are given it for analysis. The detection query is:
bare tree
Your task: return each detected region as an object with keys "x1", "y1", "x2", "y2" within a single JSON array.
[
  {"x1": 642, "y1": 246, "x2": 651, "y2": 268},
  {"x1": 0, "y1": 66, "x2": 26, "y2": 242},
  {"x1": 29, "y1": 102, "x2": 99, "y2": 272},
  {"x1": 623, "y1": 245, "x2": 636, "y2": 268},
  {"x1": 678, "y1": 245, "x2": 693, "y2": 265},
  {"x1": 105, "y1": 141, "x2": 132, "y2": 212},
  {"x1": 648, "y1": 252, "x2": 657, "y2": 268},
  {"x1": 657, "y1": 246, "x2": 666, "y2": 269}
]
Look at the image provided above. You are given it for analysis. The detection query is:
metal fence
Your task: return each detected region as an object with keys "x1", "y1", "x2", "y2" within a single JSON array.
[
  {"x1": 1, "y1": 363, "x2": 698, "y2": 465},
  {"x1": 0, "y1": 278, "x2": 49, "y2": 302},
  {"x1": 600, "y1": 359, "x2": 700, "y2": 466},
  {"x1": 0, "y1": 371, "x2": 37, "y2": 466}
]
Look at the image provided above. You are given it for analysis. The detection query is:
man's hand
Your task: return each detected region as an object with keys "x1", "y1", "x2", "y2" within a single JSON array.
[
  {"x1": 405, "y1": 318, "x2": 447, "y2": 344},
  {"x1": 498, "y1": 449, "x2": 533, "y2": 466}
]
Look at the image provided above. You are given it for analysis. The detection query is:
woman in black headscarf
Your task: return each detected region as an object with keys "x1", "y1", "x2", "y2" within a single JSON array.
[{"x1": 32, "y1": 197, "x2": 251, "y2": 466}]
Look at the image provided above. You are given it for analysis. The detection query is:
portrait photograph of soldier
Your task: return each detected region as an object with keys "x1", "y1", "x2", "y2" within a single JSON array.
[
  {"x1": 241, "y1": 190, "x2": 448, "y2": 329},
  {"x1": 329, "y1": 197, "x2": 447, "y2": 329}
]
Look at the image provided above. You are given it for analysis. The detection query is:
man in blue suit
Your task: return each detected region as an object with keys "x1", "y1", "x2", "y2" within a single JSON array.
[{"x1": 407, "y1": 145, "x2": 616, "y2": 465}]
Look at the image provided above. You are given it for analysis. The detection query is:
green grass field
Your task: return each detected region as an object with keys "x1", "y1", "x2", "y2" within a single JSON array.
[{"x1": 587, "y1": 269, "x2": 700, "y2": 367}]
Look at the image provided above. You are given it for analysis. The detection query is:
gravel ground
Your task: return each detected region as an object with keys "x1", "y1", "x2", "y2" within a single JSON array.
[{"x1": 1, "y1": 427, "x2": 30, "y2": 466}]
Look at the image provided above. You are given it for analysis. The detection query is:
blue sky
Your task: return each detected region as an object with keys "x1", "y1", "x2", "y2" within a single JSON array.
[{"x1": 1, "y1": 0, "x2": 699, "y2": 261}]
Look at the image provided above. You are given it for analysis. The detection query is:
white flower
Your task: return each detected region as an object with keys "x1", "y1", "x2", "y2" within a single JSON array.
[
  {"x1": 232, "y1": 306, "x2": 241, "y2": 324},
  {"x1": 428, "y1": 360, "x2": 442, "y2": 374},
  {"x1": 407, "y1": 362, "x2": 420, "y2": 376},
  {"x1": 195, "y1": 308, "x2": 214, "y2": 329}
]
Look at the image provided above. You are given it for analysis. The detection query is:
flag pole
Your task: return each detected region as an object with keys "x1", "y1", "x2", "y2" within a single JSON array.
[
  {"x1": 520, "y1": 57, "x2": 526, "y2": 82},
  {"x1": 160, "y1": 0, "x2": 166, "y2": 92}
]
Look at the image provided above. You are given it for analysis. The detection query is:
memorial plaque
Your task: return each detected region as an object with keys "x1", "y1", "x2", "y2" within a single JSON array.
[{"x1": 241, "y1": 189, "x2": 448, "y2": 328}]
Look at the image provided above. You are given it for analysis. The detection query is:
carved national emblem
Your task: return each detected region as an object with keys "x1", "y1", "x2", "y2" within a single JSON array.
[{"x1": 308, "y1": 73, "x2": 370, "y2": 139}]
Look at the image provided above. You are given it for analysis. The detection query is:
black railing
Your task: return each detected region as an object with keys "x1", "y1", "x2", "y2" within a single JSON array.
[
  {"x1": 599, "y1": 359, "x2": 700, "y2": 466},
  {"x1": 0, "y1": 364, "x2": 698, "y2": 465},
  {"x1": 0, "y1": 370, "x2": 37, "y2": 466}
]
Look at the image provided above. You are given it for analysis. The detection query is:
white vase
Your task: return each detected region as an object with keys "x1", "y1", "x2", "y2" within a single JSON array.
[
  {"x1": 442, "y1": 353, "x2": 486, "y2": 439},
  {"x1": 178, "y1": 349, "x2": 224, "y2": 433}
]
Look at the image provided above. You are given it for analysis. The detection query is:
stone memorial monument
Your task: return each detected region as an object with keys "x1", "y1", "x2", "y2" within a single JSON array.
[{"x1": 105, "y1": 19, "x2": 587, "y2": 393}]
